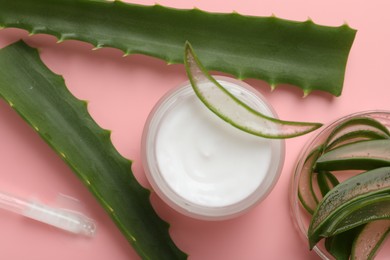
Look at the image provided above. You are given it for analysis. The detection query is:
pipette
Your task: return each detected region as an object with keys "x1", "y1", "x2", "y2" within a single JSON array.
[{"x1": 0, "y1": 190, "x2": 96, "y2": 237}]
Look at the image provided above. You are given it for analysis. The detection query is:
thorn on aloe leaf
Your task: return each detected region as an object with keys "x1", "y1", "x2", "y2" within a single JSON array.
[
  {"x1": 303, "y1": 89, "x2": 311, "y2": 98},
  {"x1": 342, "y1": 21, "x2": 351, "y2": 28},
  {"x1": 92, "y1": 44, "x2": 104, "y2": 51}
]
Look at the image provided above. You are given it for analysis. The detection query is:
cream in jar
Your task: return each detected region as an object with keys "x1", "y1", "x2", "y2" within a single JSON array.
[{"x1": 142, "y1": 76, "x2": 284, "y2": 220}]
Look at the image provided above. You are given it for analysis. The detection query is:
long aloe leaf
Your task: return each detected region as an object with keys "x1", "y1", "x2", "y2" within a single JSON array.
[
  {"x1": 0, "y1": 0, "x2": 356, "y2": 96},
  {"x1": 0, "y1": 41, "x2": 186, "y2": 259}
]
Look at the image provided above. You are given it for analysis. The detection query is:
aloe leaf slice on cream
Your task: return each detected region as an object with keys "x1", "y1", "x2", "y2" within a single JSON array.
[{"x1": 184, "y1": 42, "x2": 322, "y2": 139}]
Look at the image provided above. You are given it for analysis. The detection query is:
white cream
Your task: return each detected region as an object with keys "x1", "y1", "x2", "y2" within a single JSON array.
[
  {"x1": 142, "y1": 77, "x2": 284, "y2": 220},
  {"x1": 156, "y1": 89, "x2": 272, "y2": 207}
]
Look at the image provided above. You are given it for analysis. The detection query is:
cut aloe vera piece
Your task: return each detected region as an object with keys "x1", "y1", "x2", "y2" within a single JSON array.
[
  {"x1": 325, "y1": 225, "x2": 364, "y2": 260},
  {"x1": 325, "y1": 129, "x2": 389, "y2": 151},
  {"x1": 184, "y1": 42, "x2": 322, "y2": 139},
  {"x1": 324, "y1": 117, "x2": 390, "y2": 148},
  {"x1": 308, "y1": 166, "x2": 390, "y2": 248},
  {"x1": 316, "y1": 140, "x2": 390, "y2": 171},
  {"x1": 317, "y1": 171, "x2": 339, "y2": 197},
  {"x1": 298, "y1": 146, "x2": 324, "y2": 214},
  {"x1": 351, "y1": 220, "x2": 390, "y2": 260},
  {"x1": 0, "y1": 41, "x2": 186, "y2": 259},
  {"x1": 328, "y1": 194, "x2": 390, "y2": 235},
  {"x1": 310, "y1": 193, "x2": 390, "y2": 249}
]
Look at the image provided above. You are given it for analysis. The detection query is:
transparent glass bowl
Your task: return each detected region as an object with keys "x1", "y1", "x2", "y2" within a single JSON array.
[{"x1": 290, "y1": 110, "x2": 390, "y2": 259}]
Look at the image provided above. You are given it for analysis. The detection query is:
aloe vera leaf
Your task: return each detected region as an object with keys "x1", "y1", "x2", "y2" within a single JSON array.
[
  {"x1": 310, "y1": 193, "x2": 390, "y2": 249},
  {"x1": 351, "y1": 220, "x2": 390, "y2": 260},
  {"x1": 325, "y1": 129, "x2": 389, "y2": 151},
  {"x1": 324, "y1": 117, "x2": 390, "y2": 149},
  {"x1": 0, "y1": 0, "x2": 356, "y2": 96},
  {"x1": 325, "y1": 225, "x2": 364, "y2": 260},
  {"x1": 184, "y1": 42, "x2": 322, "y2": 139},
  {"x1": 298, "y1": 146, "x2": 324, "y2": 214},
  {"x1": 328, "y1": 194, "x2": 390, "y2": 235},
  {"x1": 308, "y1": 166, "x2": 390, "y2": 248},
  {"x1": 317, "y1": 171, "x2": 339, "y2": 197},
  {"x1": 316, "y1": 140, "x2": 390, "y2": 171},
  {"x1": 0, "y1": 41, "x2": 186, "y2": 259}
]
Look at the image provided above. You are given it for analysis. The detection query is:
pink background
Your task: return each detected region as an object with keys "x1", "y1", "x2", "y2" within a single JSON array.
[{"x1": 0, "y1": 0, "x2": 389, "y2": 259}]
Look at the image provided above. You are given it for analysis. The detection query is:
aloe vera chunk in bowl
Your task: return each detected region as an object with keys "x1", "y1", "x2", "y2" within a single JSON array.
[
  {"x1": 351, "y1": 220, "x2": 390, "y2": 260},
  {"x1": 291, "y1": 111, "x2": 390, "y2": 260},
  {"x1": 316, "y1": 139, "x2": 390, "y2": 171},
  {"x1": 308, "y1": 167, "x2": 390, "y2": 248}
]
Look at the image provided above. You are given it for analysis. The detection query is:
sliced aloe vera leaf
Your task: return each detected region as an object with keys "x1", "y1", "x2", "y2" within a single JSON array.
[
  {"x1": 328, "y1": 194, "x2": 390, "y2": 235},
  {"x1": 308, "y1": 166, "x2": 390, "y2": 248},
  {"x1": 311, "y1": 193, "x2": 390, "y2": 249},
  {"x1": 325, "y1": 129, "x2": 389, "y2": 151},
  {"x1": 0, "y1": 0, "x2": 357, "y2": 96},
  {"x1": 324, "y1": 117, "x2": 390, "y2": 148},
  {"x1": 184, "y1": 42, "x2": 322, "y2": 139},
  {"x1": 325, "y1": 225, "x2": 365, "y2": 260},
  {"x1": 316, "y1": 140, "x2": 390, "y2": 171},
  {"x1": 317, "y1": 171, "x2": 339, "y2": 197},
  {"x1": 0, "y1": 41, "x2": 186, "y2": 259},
  {"x1": 298, "y1": 146, "x2": 324, "y2": 214},
  {"x1": 351, "y1": 220, "x2": 390, "y2": 260}
]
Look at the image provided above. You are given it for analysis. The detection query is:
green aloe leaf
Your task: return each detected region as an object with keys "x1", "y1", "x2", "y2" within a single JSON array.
[
  {"x1": 0, "y1": 41, "x2": 186, "y2": 259},
  {"x1": 325, "y1": 129, "x2": 390, "y2": 151},
  {"x1": 308, "y1": 166, "x2": 390, "y2": 248},
  {"x1": 0, "y1": 0, "x2": 356, "y2": 96},
  {"x1": 325, "y1": 225, "x2": 364, "y2": 260},
  {"x1": 316, "y1": 140, "x2": 390, "y2": 171},
  {"x1": 184, "y1": 42, "x2": 322, "y2": 139},
  {"x1": 298, "y1": 145, "x2": 324, "y2": 214},
  {"x1": 351, "y1": 220, "x2": 390, "y2": 260},
  {"x1": 317, "y1": 171, "x2": 339, "y2": 197},
  {"x1": 323, "y1": 117, "x2": 390, "y2": 150}
]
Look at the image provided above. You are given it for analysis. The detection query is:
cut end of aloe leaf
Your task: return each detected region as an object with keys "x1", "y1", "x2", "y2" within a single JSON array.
[{"x1": 184, "y1": 42, "x2": 322, "y2": 139}]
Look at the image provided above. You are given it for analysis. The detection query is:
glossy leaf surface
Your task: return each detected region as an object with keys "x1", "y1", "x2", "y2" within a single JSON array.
[
  {"x1": 0, "y1": 41, "x2": 186, "y2": 260},
  {"x1": 0, "y1": 0, "x2": 356, "y2": 96}
]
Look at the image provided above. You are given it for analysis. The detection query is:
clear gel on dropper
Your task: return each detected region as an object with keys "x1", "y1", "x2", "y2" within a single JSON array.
[{"x1": 0, "y1": 190, "x2": 96, "y2": 237}]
